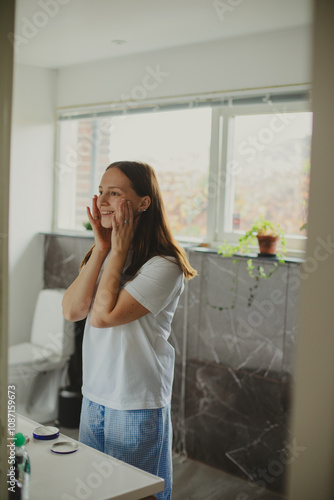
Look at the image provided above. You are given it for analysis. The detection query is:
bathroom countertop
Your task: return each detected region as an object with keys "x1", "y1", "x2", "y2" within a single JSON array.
[{"x1": 14, "y1": 414, "x2": 164, "y2": 499}]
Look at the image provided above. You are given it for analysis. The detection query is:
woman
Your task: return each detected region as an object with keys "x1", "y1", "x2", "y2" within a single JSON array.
[{"x1": 62, "y1": 161, "x2": 196, "y2": 500}]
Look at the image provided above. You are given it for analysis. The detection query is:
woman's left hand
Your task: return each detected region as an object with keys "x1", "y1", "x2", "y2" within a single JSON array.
[{"x1": 111, "y1": 199, "x2": 134, "y2": 254}]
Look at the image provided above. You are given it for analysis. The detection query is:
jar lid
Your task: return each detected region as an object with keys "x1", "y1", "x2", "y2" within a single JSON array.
[{"x1": 33, "y1": 425, "x2": 59, "y2": 440}]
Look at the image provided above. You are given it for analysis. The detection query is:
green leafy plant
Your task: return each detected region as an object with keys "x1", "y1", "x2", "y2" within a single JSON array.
[
  {"x1": 218, "y1": 217, "x2": 287, "y2": 279},
  {"x1": 83, "y1": 221, "x2": 93, "y2": 230}
]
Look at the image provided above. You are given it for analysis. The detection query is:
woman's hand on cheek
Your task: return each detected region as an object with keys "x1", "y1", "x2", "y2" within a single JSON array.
[
  {"x1": 111, "y1": 199, "x2": 134, "y2": 254},
  {"x1": 87, "y1": 195, "x2": 112, "y2": 254}
]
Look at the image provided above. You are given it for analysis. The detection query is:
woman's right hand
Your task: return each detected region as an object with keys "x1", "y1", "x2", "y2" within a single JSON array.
[{"x1": 87, "y1": 195, "x2": 111, "y2": 254}]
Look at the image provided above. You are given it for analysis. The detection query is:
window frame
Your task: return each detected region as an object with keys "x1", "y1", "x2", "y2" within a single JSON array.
[
  {"x1": 53, "y1": 90, "x2": 312, "y2": 256},
  {"x1": 208, "y1": 99, "x2": 312, "y2": 255}
]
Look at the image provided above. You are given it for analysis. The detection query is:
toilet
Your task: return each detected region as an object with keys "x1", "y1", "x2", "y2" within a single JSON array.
[{"x1": 8, "y1": 288, "x2": 75, "y2": 424}]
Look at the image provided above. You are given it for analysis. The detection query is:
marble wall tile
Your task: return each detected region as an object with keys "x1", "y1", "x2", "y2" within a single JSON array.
[
  {"x1": 44, "y1": 234, "x2": 94, "y2": 289},
  {"x1": 184, "y1": 360, "x2": 290, "y2": 494},
  {"x1": 170, "y1": 251, "x2": 203, "y2": 455},
  {"x1": 190, "y1": 253, "x2": 288, "y2": 378},
  {"x1": 172, "y1": 250, "x2": 300, "y2": 494},
  {"x1": 283, "y1": 263, "x2": 301, "y2": 376}
]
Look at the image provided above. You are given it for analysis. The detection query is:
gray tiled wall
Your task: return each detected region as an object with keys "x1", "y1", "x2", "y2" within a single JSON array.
[{"x1": 170, "y1": 250, "x2": 300, "y2": 495}]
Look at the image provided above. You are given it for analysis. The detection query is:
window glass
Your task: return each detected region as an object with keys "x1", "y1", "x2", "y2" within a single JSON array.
[
  {"x1": 230, "y1": 111, "x2": 312, "y2": 236},
  {"x1": 56, "y1": 107, "x2": 212, "y2": 238}
]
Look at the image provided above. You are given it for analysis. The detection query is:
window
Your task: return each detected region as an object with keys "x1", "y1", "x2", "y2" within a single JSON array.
[
  {"x1": 223, "y1": 110, "x2": 312, "y2": 243},
  {"x1": 55, "y1": 107, "x2": 211, "y2": 239},
  {"x1": 54, "y1": 90, "x2": 312, "y2": 254}
]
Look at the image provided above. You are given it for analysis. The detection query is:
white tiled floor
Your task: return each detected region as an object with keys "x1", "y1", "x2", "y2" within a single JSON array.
[{"x1": 57, "y1": 424, "x2": 286, "y2": 500}]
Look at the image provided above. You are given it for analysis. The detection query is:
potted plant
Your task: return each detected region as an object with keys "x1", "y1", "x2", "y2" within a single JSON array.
[{"x1": 218, "y1": 216, "x2": 287, "y2": 279}]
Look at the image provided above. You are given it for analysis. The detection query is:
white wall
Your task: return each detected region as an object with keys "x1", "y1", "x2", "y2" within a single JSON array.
[
  {"x1": 57, "y1": 26, "x2": 311, "y2": 108},
  {"x1": 9, "y1": 64, "x2": 57, "y2": 345}
]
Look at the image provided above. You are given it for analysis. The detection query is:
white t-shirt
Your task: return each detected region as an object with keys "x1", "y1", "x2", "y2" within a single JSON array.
[{"x1": 81, "y1": 255, "x2": 184, "y2": 410}]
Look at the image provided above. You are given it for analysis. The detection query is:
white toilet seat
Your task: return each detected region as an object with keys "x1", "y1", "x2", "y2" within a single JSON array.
[
  {"x1": 7, "y1": 289, "x2": 76, "y2": 423},
  {"x1": 8, "y1": 342, "x2": 65, "y2": 371},
  {"x1": 8, "y1": 342, "x2": 61, "y2": 367}
]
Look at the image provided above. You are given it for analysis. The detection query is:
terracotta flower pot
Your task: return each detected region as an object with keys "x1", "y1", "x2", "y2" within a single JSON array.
[{"x1": 256, "y1": 235, "x2": 279, "y2": 255}]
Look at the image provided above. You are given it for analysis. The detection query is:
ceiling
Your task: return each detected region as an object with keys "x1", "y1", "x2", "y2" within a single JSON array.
[{"x1": 13, "y1": 0, "x2": 313, "y2": 69}]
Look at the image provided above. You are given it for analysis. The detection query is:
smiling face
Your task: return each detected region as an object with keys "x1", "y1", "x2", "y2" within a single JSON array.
[{"x1": 97, "y1": 167, "x2": 150, "y2": 228}]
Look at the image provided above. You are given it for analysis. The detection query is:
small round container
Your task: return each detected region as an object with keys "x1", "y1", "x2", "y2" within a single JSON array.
[{"x1": 33, "y1": 426, "x2": 59, "y2": 440}]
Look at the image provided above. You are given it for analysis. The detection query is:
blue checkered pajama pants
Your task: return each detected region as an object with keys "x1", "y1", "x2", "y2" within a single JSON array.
[{"x1": 79, "y1": 397, "x2": 172, "y2": 500}]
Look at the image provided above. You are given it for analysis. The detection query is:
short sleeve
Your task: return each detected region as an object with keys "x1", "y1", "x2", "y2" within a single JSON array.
[{"x1": 124, "y1": 256, "x2": 184, "y2": 316}]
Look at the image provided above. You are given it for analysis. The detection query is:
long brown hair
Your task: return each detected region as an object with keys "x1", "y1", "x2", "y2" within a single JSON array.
[{"x1": 80, "y1": 161, "x2": 197, "y2": 279}]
